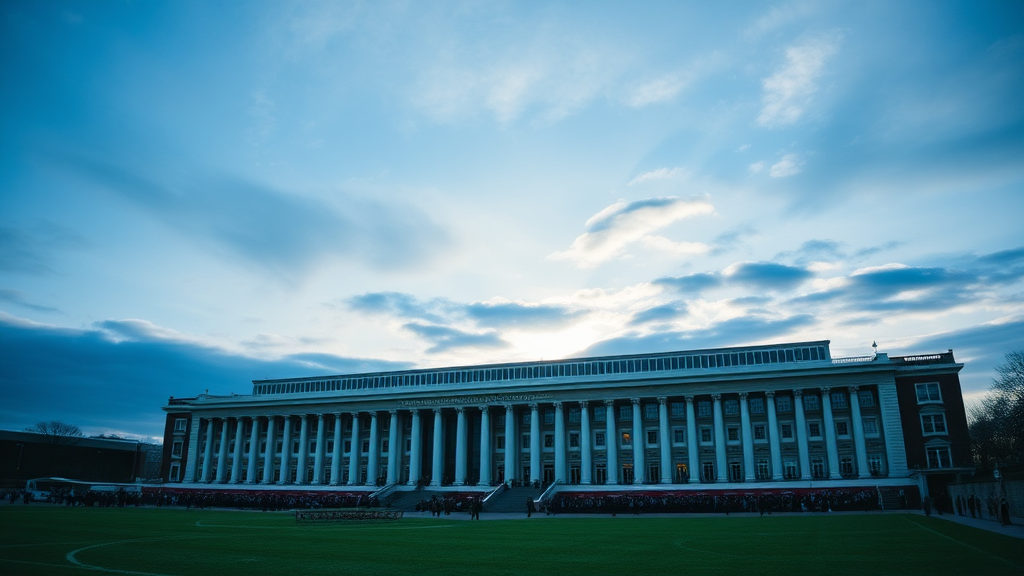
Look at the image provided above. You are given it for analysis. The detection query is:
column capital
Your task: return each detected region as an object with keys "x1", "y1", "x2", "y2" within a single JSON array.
[
  {"x1": 765, "y1": 390, "x2": 775, "y2": 399},
  {"x1": 684, "y1": 395, "x2": 694, "y2": 402},
  {"x1": 553, "y1": 401, "x2": 563, "y2": 410},
  {"x1": 603, "y1": 399, "x2": 615, "y2": 407},
  {"x1": 433, "y1": 407, "x2": 443, "y2": 415},
  {"x1": 350, "y1": 411, "x2": 360, "y2": 418},
  {"x1": 630, "y1": 398, "x2": 641, "y2": 405},
  {"x1": 389, "y1": 410, "x2": 398, "y2": 416},
  {"x1": 580, "y1": 400, "x2": 589, "y2": 409},
  {"x1": 821, "y1": 386, "x2": 831, "y2": 395},
  {"x1": 455, "y1": 406, "x2": 465, "y2": 414},
  {"x1": 849, "y1": 385, "x2": 859, "y2": 393},
  {"x1": 300, "y1": 414, "x2": 308, "y2": 421},
  {"x1": 657, "y1": 397, "x2": 667, "y2": 405},
  {"x1": 409, "y1": 408, "x2": 419, "y2": 415},
  {"x1": 792, "y1": 389, "x2": 803, "y2": 397},
  {"x1": 711, "y1": 393, "x2": 721, "y2": 401},
  {"x1": 504, "y1": 404, "x2": 513, "y2": 412},
  {"x1": 479, "y1": 405, "x2": 489, "y2": 413},
  {"x1": 529, "y1": 403, "x2": 539, "y2": 411},
  {"x1": 739, "y1": 392, "x2": 748, "y2": 400}
]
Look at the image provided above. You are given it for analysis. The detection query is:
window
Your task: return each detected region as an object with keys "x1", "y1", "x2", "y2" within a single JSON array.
[
  {"x1": 811, "y1": 456, "x2": 825, "y2": 479},
  {"x1": 569, "y1": 432, "x2": 580, "y2": 448},
  {"x1": 750, "y1": 397, "x2": 765, "y2": 414},
  {"x1": 921, "y1": 414, "x2": 947, "y2": 435},
  {"x1": 776, "y1": 396, "x2": 792, "y2": 413},
  {"x1": 673, "y1": 428, "x2": 686, "y2": 444},
  {"x1": 698, "y1": 401, "x2": 712, "y2": 417},
  {"x1": 171, "y1": 440, "x2": 183, "y2": 458},
  {"x1": 783, "y1": 459, "x2": 798, "y2": 479},
  {"x1": 840, "y1": 455, "x2": 854, "y2": 476},
  {"x1": 522, "y1": 412, "x2": 531, "y2": 425},
  {"x1": 621, "y1": 431, "x2": 632, "y2": 446},
  {"x1": 381, "y1": 440, "x2": 389, "y2": 453},
  {"x1": 756, "y1": 459, "x2": 770, "y2": 480},
  {"x1": 568, "y1": 408, "x2": 581, "y2": 424},
  {"x1": 804, "y1": 395, "x2": 820, "y2": 411},
  {"x1": 729, "y1": 462, "x2": 742, "y2": 481},
  {"x1": 868, "y1": 454, "x2": 882, "y2": 475},
  {"x1": 619, "y1": 405, "x2": 633, "y2": 421},
  {"x1": 544, "y1": 410, "x2": 554, "y2": 424},
  {"x1": 727, "y1": 426, "x2": 740, "y2": 442},
  {"x1": 671, "y1": 402, "x2": 686, "y2": 418},
  {"x1": 544, "y1": 433, "x2": 554, "y2": 448},
  {"x1": 858, "y1": 390, "x2": 875, "y2": 408},
  {"x1": 753, "y1": 424, "x2": 766, "y2": 441},
  {"x1": 781, "y1": 423, "x2": 794, "y2": 440},
  {"x1": 496, "y1": 413, "x2": 505, "y2": 427},
  {"x1": 926, "y1": 446, "x2": 952, "y2": 468},
  {"x1": 724, "y1": 399, "x2": 739, "y2": 416},
  {"x1": 594, "y1": 406, "x2": 607, "y2": 422},
  {"x1": 830, "y1": 392, "x2": 848, "y2": 409},
  {"x1": 700, "y1": 427, "x2": 713, "y2": 444},
  {"x1": 863, "y1": 418, "x2": 879, "y2": 436},
  {"x1": 496, "y1": 436, "x2": 505, "y2": 450},
  {"x1": 343, "y1": 440, "x2": 351, "y2": 453},
  {"x1": 808, "y1": 422, "x2": 822, "y2": 438},
  {"x1": 174, "y1": 418, "x2": 187, "y2": 433},
  {"x1": 404, "y1": 438, "x2": 411, "y2": 452},
  {"x1": 836, "y1": 421, "x2": 849, "y2": 437},
  {"x1": 522, "y1": 434, "x2": 530, "y2": 449},
  {"x1": 644, "y1": 403, "x2": 658, "y2": 421},
  {"x1": 327, "y1": 441, "x2": 334, "y2": 453},
  {"x1": 168, "y1": 462, "x2": 180, "y2": 482},
  {"x1": 595, "y1": 431, "x2": 606, "y2": 448},
  {"x1": 702, "y1": 461, "x2": 715, "y2": 482},
  {"x1": 361, "y1": 440, "x2": 369, "y2": 454},
  {"x1": 916, "y1": 383, "x2": 942, "y2": 403},
  {"x1": 647, "y1": 430, "x2": 659, "y2": 445}
]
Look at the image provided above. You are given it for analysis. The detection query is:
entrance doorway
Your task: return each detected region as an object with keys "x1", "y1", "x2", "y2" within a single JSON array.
[
  {"x1": 570, "y1": 466, "x2": 581, "y2": 484},
  {"x1": 543, "y1": 464, "x2": 555, "y2": 485},
  {"x1": 596, "y1": 464, "x2": 607, "y2": 484},
  {"x1": 621, "y1": 463, "x2": 634, "y2": 484},
  {"x1": 648, "y1": 463, "x2": 661, "y2": 484},
  {"x1": 676, "y1": 463, "x2": 688, "y2": 482},
  {"x1": 702, "y1": 461, "x2": 715, "y2": 482}
]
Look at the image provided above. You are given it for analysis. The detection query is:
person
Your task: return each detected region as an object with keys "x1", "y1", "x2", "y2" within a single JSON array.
[
  {"x1": 526, "y1": 498, "x2": 535, "y2": 518},
  {"x1": 922, "y1": 495, "x2": 932, "y2": 517}
]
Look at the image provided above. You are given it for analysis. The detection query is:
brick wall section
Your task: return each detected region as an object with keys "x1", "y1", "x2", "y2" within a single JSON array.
[{"x1": 895, "y1": 373, "x2": 972, "y2": 469}]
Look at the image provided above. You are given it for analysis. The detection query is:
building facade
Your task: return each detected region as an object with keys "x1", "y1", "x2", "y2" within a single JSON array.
[{"x1": 160, "y1": 340, "x2": 971, "y2": 499}]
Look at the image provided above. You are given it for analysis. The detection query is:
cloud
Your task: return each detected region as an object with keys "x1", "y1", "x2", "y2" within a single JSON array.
[
  {"x1": 639, "y1": 235, "x2": 711, "y2": 256},
  {"x1": 628, "y1": 302, "x2": 688, "y2": 326},
  {"x1": 59, "y1": 154, "x2": 450, "y2": 280},
  {"x1": 0, "y1": 224, "x2": 86, "y2": 275},
  {"x1": 348, "y1": 292, "x2": 587, "y2": 331},
  {"x1": 748, "y1": 161, "x2": 766, "y2": 174},
  {"x1": 627, "y1": 167, "x2": 688, "y2": 186},
  {"x1": 709, "y1": 225, "x2": 758, "y2": 256},
  {"x1": 465, "y1": 301, "x2": 588, "y2": 330},
  {"x1": 0, "y1": 288, "x2": 60, "y2": 314},
  {"x1": 548, "y1": 196, "x2": 714, "y2": 267},
  {"x1": 346, "y1": 292, "x2": 449, "y2": 324},
  {"x1": 724, "y1": 261, "x2": 814, "y2": 290},
  {"x1": 904, "y1": 316, "x2": 1024, "y2": 393},
  {"x1": 758, "y1": 33, "x2": 840, "y2": 128},
  {"x1": 402, "y1": 322, "x2": 508, "y2": 354},
  {"x1": 769, "y1": 153, "x2": 803, "y2": 177},
  {"x1": 0, "y1": 313, "x2": 410, "y2": 439},
  {"x1": 627, "y1": 74, "x2": 688, "y2": 107}
]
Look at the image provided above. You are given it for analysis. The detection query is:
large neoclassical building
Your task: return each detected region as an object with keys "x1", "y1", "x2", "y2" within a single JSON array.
[{"x1": 160, "y1": 340, "x2": 971, "y2": 499}]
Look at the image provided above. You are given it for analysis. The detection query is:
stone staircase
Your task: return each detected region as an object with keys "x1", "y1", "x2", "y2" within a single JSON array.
[
  {"x1": 386, "y1": 489, "x2": 445, "y2": 511},
  {"x1": 483, "y1": 485, "x2": 547, "y2": 514}
]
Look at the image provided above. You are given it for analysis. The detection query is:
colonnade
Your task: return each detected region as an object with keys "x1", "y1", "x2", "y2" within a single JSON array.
[{"x1": 181, "y1": 386, "x2": 876, "y2": 487}]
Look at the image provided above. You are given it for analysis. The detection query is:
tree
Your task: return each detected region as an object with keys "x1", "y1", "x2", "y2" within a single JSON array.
[
  {"x1": 969, "y1": 351, "x2": 1024, "y2": 470},
  {"x1": 26, "y1": 420, "x2": 84, "y2": 442}
]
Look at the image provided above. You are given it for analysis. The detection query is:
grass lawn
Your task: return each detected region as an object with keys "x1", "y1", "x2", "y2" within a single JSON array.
[{"x1": 1, "y1": 506, "x2": 1021, "y2": 575}]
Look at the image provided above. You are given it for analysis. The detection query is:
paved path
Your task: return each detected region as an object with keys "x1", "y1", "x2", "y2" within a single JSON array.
[{"x1": 924, "y1": 510, "x2": 1024, "y2": 539}]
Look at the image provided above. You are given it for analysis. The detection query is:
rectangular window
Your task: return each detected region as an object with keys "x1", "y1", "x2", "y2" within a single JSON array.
[
  {"x1": 724, "y1": 399, "x2": 739, "y2": 416},
  {"x1": 836, "y1": 421, "x2": 849, "y2": 437},
  {"x1": 926, "y1": 447, "x2": 951, "y2": 468},
  {"x1": 868, "y1": 454, "x2": 882, "y2": 475},
  {"x1": 727, "y1": 426, "x2": 740, "y2": 442},
  {"x1": 568, "y1": 408, "x2": 581, "y2": 424},
  {"x1": 496, "y1": 436, "x2": 505, "y2": 450},
  {"x1": 361, "y1": 440, "x2": 369, "y2": 453},
  {"x1": 784, "y1": 459, "x2": 798, "y2": 479},
  {"x1": 840, "y1": 455, "x2": 854, "y2": 476},
  {"x1": 804, "y1": 395, "x2": 820, "y2": 411},
  {"x1": 671, "y1": 402, "x2": 686, "y2": 418},
  {"x1": 698, "y1": 401, "x2": 712, "y2": 417},
  {"x1": 775, "y1": 396, "x2": 792, "y2": 413},
  {"x1": 830, "y1": 392, "x2": 848, "y2": 410},
  {"x1": 808, "y1": 422, "x2": 822, "y2": 438},
  {"x1": 756, "y1": 459, "x2": 770, "y2": 480},
  {"x1": 647, "y1": 430, "x2": 659, "y2": 445},
  {"x1": 594, "y1": 406, "x2": 607, "y2": 422},
  {"x1": 171, "y1": 440, "x2": 183, "y2": 458},
  {"x1": 729, "y1": 462, "x2": 742, "y2": 482},
  {"x1": 700, "y1": 427, "x2": 712, "y2": 444},
  {"x1": 921, "y1": 414, "x2": 947, "y2": 435},
  {"x1": 749, "y1": 397, "x2": 765, "y2": 414},
  {"x1": 781, "y1": 423, "x2": 794, "y2": 440},
  {"x1": 916, "y1": 383, "x2": 942, "y2": 403},
  {"x1": 544, "y1": 433, "x2": 554, "y2": 448},
  {"x1": 858, "y1": 390, "x2": 875, "y2": 408},
  {"x1": 174, "y1": 418, "x2": 187, "y2": 433},
  {"x1": 863, "y1": 418, "x2": 879, "y2": 436},
  {"x1": 168, "y1": 462, "x2": 180, "y2": 482},
  {"x1": 522, "y1": 434, "x2": 530, "y2": 449},
  {"x1": 673, "y1": 428, "x2": 686, "y2": 444},
  {"x1": 619, "y1": 405, "x2": 633, "y2": 421},
  {"x1": 343, "y1": 440, "x2": 351, "y2": 453},
  {"x1": 522, "y1": 411, "x2": 531, "y2": 425},
  {"x1": 569, "y1": 432, "x2": 580, "y2": 448},
  {"x1": 544, "y1": 410, "x2": 554, "y2": 424},
  {"x1": 404, "y1": 438, "x2": 411, "y2": 452},
  {"x1": 381, "y1": 440, "x2": 389, "y2": 453},
  {"x1": 644, "y1": 403, "x2": 658, "y2": 421},
  {"x1": 595, "y1": 431, "x2": 606, "y2": 448},
  {"x1": 621, "y1": 431, "x2": 632, "y2": 446},
  {"x1": 753, "y1": 424, "x2": 766, "y2": 441}
]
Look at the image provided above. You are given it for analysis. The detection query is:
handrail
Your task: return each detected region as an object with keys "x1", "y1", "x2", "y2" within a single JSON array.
[
  {"x1": 369, "y1": 483, "x2": 398, "y2": 503},
  {"x1": 482, "y1": 483, "x2": 507, "y2": 505},
  {"x1": 534, "y1": 480, "x2": 561, "y2": 504}
]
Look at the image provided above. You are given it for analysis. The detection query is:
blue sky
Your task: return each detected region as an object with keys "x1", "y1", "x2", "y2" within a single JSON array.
[{"x1": 2, "y1": 0, "x2": 1022, "y2": 442}]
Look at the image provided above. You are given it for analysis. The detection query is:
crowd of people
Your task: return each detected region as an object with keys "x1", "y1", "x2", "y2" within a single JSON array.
[
  {"x1": 416, "y1": 493, "x2": 483, "y2": 518},
  {"x1": 146, "y1": 490, "x2": 378, "y2": 511},
  {"x1": 546, "y1": 489, "x2": 881, "y2": 515}
]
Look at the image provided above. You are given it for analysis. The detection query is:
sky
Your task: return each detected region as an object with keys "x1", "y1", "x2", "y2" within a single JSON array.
[{"x1": 2, "y1": 0, "x2": 1023, "y2": 443}]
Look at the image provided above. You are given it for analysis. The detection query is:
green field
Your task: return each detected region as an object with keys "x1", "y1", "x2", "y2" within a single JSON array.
[{"x1": 1, "y1": 507, "x2": 1021, "y2": 575}]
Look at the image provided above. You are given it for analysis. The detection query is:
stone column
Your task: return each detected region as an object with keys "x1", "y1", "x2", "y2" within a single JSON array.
[
  {"x1": 631, "y1": 399, "x2": 644, "y2": 484},
  {"x1": 503, "y1": 405, "x2": 515, "y2": 484},
  {"x1": 262, "y1": 416, "x2": 277, "y2": 484},
  {"x1": 849, "y1": 386, "x2": 870, "y2": 478},
  {"x1": 604, "y1": 400, "x2": 618, "y2": 484},
  {"x1": 712, "y1": 394, "x2": 726, "y2": 483},
  {"x1": 200, "y1": 418, "x2": 214, "y2": 483},
  {"x1": 529, "y1": 403, "x2": 541, "y2": 485},
  {"x1": 454, "y1": 407, "x2": 467, "y2": 485},
  {"x1": 366, "y1": 412, "x2": 379, "y2": 485},
  {"x1": 246, "y1": 416, "x2": 260, "y2": 484},
  {"x1": 312, "y1": 414, "x2": 326, "y2": 485},
  {"x1": 230, "y1": 417, "x2": 245, "y2": 483},
  {"x1": 279, "y1": 415, "x2": 293, "y2": 484},
  {"x1": 296, "y1": 415, "x2": 310, "y2": 485},
  {"x1": 821, "y1": 387, "x2": 841, "y2": 479},
  {"x1": 430, "y1": 408, "x2": 443, "y2": 486},
  {"x1": 580, "y1": 401, "x2": 592, "y2": 485},
  {"x1": 387, "y1": 411, "x2": 400, "y2": 485},
  {"x1": 408, "y1": 409, "x2": 422, "y2": 485},
  {"x1": 215, "y1": 418, "x2": 230, "y2": 483},
  {"x1": 330, "y1": 414, "x2": 343, "y2": 485},
  {"x1": 740, "y1": 393, "x2": 755, "y2": 482},
  {"x1": 183, "y1": 417, "x2": 201, "y2": 483},
  {"x1": 766, "y1": 392, "x2": 783, "y2": 481},
  {"x1": 348, "y1": 412, "x2": 361, "y2": 485},
  {"x1": 794, "y1": 390, "x2": 811, "y2": 480},
  {"x1": 686, "y1": 396, "x2": 699, "y2": 483},
  {"x1": 479, "y1": 406, "x2": 492, "y2": 486},
  {"x1": 658, "y1": 397, "x2": 671, "y2": 484},
  {"x1": 554, "y1": 402, "x2": 566, "y2": 483}
]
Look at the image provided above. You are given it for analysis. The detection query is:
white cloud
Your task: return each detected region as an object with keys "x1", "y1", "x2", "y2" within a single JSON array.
[
  {"x1": 628, "y1": 167, "x2": 688, "y2": 186},
  {"x1": 627, "y1": 74, "x2": 687, "y2": 107},
  {"x1": 548, "y1": 196, "x2": 714, "y2": 268},
  {"x1": 640, "y1": 235, "x2": 711, "y2": 256},
  {"x1": 749, "y1": 161, "x2": 766, "y2": 174},
  {"x1": 736, "y1": 144, "x2": 751, "y2": 152},
  {"x1": 769, "y1": 154, "x2": 803, "y2": 177},
  {"x1": 757, "y1": 33, "x2": 840, "y2": 128}
]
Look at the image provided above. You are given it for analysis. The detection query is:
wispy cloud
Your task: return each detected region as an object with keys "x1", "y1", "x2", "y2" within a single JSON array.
[
  {"x1": 548, "y1": 196, "x2": 714, "y2": 268},
  {"x1": 769, "y1": 153, "x2": 803, "y2": 177},
  {"x1": 0, "y1": 289, "x2": 60, "y2": 314},
  {"x1": 627, "y1": 74, "x2": 688, "y2": 107},
  {"x1": 628, "y1": 167, "x2": 688, "y2": 186},
  {"x1": 402, "y1": 322, "x2": 508, "y2": 354},
  {"x1": 758, "y1": 33, "x2": 840, "y2": 128},
  {"x1": 0, "y1": 224, "x2": 87, "y2": 275}
]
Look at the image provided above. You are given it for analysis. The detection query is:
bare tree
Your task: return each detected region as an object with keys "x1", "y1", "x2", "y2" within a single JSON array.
[
  {"x1": 969, "y1": 351, "x2": 1024, "y2": 469},
  {"x1": 26, "y1": 420, "x2": 83, "y2": 445}
]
